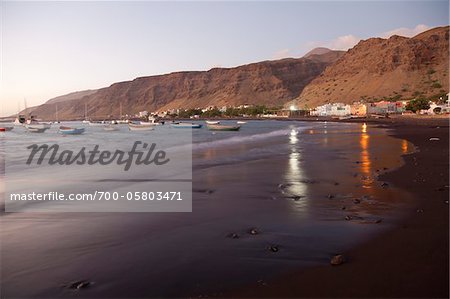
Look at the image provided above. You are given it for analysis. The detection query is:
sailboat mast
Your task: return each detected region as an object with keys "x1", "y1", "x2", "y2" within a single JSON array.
[{"x1": 55, "y1": 104, "x2": 59, "y2": 122}]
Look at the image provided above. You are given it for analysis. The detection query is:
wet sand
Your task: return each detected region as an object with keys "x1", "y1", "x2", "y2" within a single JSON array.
[
  {"x1": 232, "y1": 117, "x2": 449, "y2": 298},
  {"x1": 1, "y1": 119, "x2": 447, "y2": 298}
]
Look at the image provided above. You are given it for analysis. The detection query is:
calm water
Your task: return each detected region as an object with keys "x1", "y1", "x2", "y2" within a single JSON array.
[{"x1": 0, "y1": 120, "x2": 415, "y2": 298}]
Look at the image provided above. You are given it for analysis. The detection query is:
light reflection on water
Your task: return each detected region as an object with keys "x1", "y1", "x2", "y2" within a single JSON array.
[
  {"x1": 286, "y1": 129, "x2": 307, "y2": 207},
  {"x1": 360, "y1": 123, "x2": 373, "y2": 188}
]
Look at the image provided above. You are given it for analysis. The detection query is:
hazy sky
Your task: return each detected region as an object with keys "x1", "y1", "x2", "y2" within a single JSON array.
[{"x1": 1, "y1": 1, "x2": 448, "y2": 116}]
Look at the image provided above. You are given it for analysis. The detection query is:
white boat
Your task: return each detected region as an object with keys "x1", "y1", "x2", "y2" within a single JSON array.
[
  {"x1": 26, "y1": 125, "x2": 49, "y2": 133},
  {"x1": 140, "y1": 121, "x2": 158, "y2": 126},
  {"x1": 236, "y1": 121, "x2": 247, "y2": 124},
  {"x1": 116, "y1": 120, "x2": 129, "y2": 124},
  {"x1": 88, "y1": 121, "x2": 105, "y2": 126},
  {"x1": 82, "y1": 120, "x2": 90, "y2": 124},
  {"x1": 141, "y1": 117, "x2": 164, "y2": 125},
  {"x1": 25, "y1": 123, "x2": 51, "y2": 130},
  {"x1": 104, "y1": 125, "x2": 120, "y2": 131},
  {"x1": 206, "y1": 120, "x2": 220, "y2": 125},
  {"x1": 171, "y1": 123, "x2": 202, "y2": 129},
  {"x1": 128, "y1": 123, "x2": 155, "y2": 131}
]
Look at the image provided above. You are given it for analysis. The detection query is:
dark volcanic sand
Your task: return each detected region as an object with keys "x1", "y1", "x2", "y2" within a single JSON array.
[
  {"x1": 232, "y1": 117, "x2": 449, "y2": 298},
  {"x1": 1, "y1": 118, "x2": 448, "y2": 299}
]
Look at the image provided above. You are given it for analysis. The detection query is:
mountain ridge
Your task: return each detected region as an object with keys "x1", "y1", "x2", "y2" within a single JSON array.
[
  {"x1": 293, "y1": 26, "x2": 449, "y2": 108},
  {"x1": 25, "y1": 51, "x2": 344, "y2": 120}
]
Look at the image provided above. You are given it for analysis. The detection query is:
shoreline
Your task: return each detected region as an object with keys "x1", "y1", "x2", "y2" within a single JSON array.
[{"x1": 230, "y1": 117, "x2": 449, "y2": 298}]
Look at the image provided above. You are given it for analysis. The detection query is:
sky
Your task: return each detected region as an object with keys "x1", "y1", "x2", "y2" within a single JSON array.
[{"x1": 1, "y1": 1, "x2": 448, "y2": 116}]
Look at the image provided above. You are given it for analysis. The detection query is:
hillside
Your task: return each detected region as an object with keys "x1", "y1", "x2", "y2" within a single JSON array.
[
  {"x1": 294, "y1": 26, "x2": 449, "y2": 108},
  {"x1": 46, "y1": 90, "x2": 98, "y2": 104},
  {"x1": 27, "y1": 52, "x2": 344, "y2": 120}
]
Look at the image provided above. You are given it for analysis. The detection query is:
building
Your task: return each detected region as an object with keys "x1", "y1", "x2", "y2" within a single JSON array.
[
  {"x1": 422, "y1": 101, "x2": 450, "y2": 115},
  {"x1": 138, "y1": 111, "x2": 149, "y2": 117},
  {"x1": 350, "y1": 102, "x2": 367, "y2": 116},
  {"x1": 277, "y1": 110, "x2": 309, "y2": 118},
  {"x1": 311, "y1": 103, "x2": 351, "y2": 117},
  {"x1": 366, "y1": 101, "x2": 405, "y2": 115}
]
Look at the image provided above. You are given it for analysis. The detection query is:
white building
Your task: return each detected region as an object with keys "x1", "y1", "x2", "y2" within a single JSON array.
[
  {"x1": 423, "y1": 101, "x2": 450, "y2": 115},
  {"x1": 138, "y1": 111, "x2": 149, "y2": 117},
  {"x1": 311, "y1": 103, "x2": 351, "y2": 117}
]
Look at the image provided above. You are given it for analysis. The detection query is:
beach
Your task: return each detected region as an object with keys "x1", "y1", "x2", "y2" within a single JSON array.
[
  {"x1": 0, "y1": 117, "x2": 448, "y2": 298},
  {"x1": 232, "y1": 116, "x2": 449, "y2": 298}
]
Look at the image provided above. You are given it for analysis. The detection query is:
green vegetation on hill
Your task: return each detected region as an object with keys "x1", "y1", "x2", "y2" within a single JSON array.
[{"x1": 172, "y1": 105, "x2": 280, "y2": 118}]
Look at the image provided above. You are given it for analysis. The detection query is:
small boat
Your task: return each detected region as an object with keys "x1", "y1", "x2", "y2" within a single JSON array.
[
  {"x1": 103, "y1": 125, "x2": 120, "y2": 131},
  {"x1": 236, "y1": 121, "x2": 247, "y2": 124},
  {"x1": 82, "y1": 120, "x2": 90, "y2": 124},
  {"x1": 128, "y1": 123, "x2": 155, "y2": 131},
  {"x1": 171, "y1": 123, "x2": 202, "y2": 129},
  {"x1": 25, "y1": 123, "x2": 51, "y2": 130},
  {"x1": 141, "y1": 118, "x2": 164, "y2": 125},
  {"x1": 88, "y1": 121, "x2": 105, "y2": 126},
  {"x1": 14, "y1": 115, "x2": 26, "y2": 125},
  {"x1": 26, "y1": 126, "x2": 48, "y2": 133},
  {"x1": 207, "y1": 124, "x2": 241, "y2": 131},
  {"x1": 206, "y1": 120, "x2": 220, "y2": 125},
  {"x1": 59, "y1": 126, "x2": 85, "y2": 135},
  {"x1": 26, "y1": 122, "x2": 52, "y2": 129},
  {"x1": 140, "y1": 121, "x2": 158, "y2": 126},
  {"x1": 0, "y1": 126, "x2": 13, "y2": 132}
]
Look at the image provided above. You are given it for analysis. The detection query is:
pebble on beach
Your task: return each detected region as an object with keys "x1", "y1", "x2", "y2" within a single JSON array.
[
  {"x1": 330, "y1": 254, "x2": 344, "y2": 265},
  {"x1": 66, "y1": 280, "x2": 92, "y2": 290},
  {"x1": 227, "y1": 233, "x2": 239, "y2": 239},
  {"x1": 268, "y1": 245, "x2": 279, "y2": 253},
  {"x1": 248, "y1": 228, "x2": 259, "y2": 235}
]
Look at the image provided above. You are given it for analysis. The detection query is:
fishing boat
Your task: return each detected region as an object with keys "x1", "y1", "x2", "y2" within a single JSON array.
[
  {"x1": 0, "y1": 127, "x2": 13, "y2": 132},
  {"x1": 0, "y1": 126, "x2": 13, "y2": 132},
  {"x1": 141, "y1": 117, "x2": 164, "y2": 125},
  {"x1": 59, "y1": 126, "x2": 85, "y2": 135},
  {"x1": 88, "y1": 121, "x2": 105, "y2": 126},
  {"x1": 14, "y1": 115, "x2": 26, "y2": 125},
  {"x1": 103, "y1": 125, "x2": 120, "y2": 131},
  {"x1": 25, "y1": 123, "x2": 51, "y2": 130},
  {"x1": 171, "y1": 123, "x2": 202, "y2": 129},
  {"x1": 128, "y1": 123, "x2": 155, "y2": 131},
  {"x1": 236, "y1": 121, "x2": 247, "y2": 124},
  {"x1": 205, "y1": 120, "x2": 220, "y2": 125},
  {"x1": 26, "y1": 126, "x2": 49, "y2": 133},
  {"x1": 207, "y1": 124, "x2": 241, "y2": 131}
]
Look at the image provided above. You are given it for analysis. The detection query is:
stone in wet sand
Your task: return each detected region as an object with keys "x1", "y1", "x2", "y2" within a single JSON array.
[
  {"x1": 227, "y1": 233, "x2": 239, "y2": 239},
  {"x1": 248, "y1": 228, "x2": 259, "y2": 235},
  {"x1": 66, "y1": 280, "x2": 92, "y2": 290},
  {"x1": 268, "y1": 245, "x2": 279, "y2": 253},
  {"x1": 330, "y1": 254, "x2": 344, "y2": 265}
]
